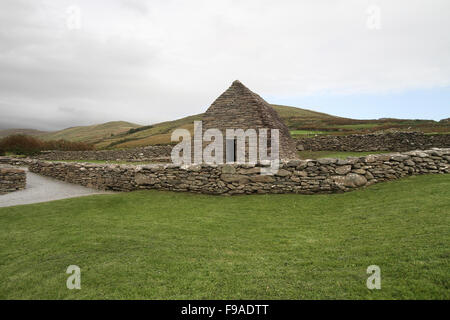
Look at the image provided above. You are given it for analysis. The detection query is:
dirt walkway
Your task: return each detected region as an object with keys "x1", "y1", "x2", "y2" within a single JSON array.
[{"x1": 0, "y1": 167, "x2": 112, "y2": 208}]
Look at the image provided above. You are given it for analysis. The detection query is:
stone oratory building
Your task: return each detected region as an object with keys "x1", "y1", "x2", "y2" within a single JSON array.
[{"x1": 201, "y1": 80, "x2": 298, "y2": 161}]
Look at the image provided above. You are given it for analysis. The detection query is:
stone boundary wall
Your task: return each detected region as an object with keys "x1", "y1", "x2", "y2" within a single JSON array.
[
  {"x1": 35, "y1": 145, "x2": 173, "y2": 162},
  {"x1": 2, "y1": 148, "x2": 446, "y2": 195},
  {"x1": 0, "y1": 168, "x2": 26, "y2": 194},
  {"x1": 0, "y1": 157, "x2": 30, "y2": 167},
  {"x1": 27, "y1": 133, "x2": 450, "y2": 163},
  {"x1": 296, "y1": 132, "x2": 450, "y2": 152}
]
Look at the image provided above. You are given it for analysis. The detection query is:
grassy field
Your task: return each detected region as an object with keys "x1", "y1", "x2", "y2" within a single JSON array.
[
  {"x1": 290, "y1": 130, "x2": 328, "y2": 137},
  {"x1": 0, "y1": 174, "x2": 449, "y2": 299}
]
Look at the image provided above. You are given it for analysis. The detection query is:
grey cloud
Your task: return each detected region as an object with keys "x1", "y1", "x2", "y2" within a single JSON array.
[
  {"x1": 0, "y1": 0, "x2": 449, "y2": 130},
  {"x1": 120, "y1": 0, "x2": 149, "y2": 15}
]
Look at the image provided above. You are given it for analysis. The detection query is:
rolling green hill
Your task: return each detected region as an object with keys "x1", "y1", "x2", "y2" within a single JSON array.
[
  {"x1": 95, "y1": 105, "x2": 341, "y2": 149},
  {"x1": 95, "y1": 105, "x2": 448, "y2": 149},
  {"x1": 2, "y1": 105, "x2": 448, "y2": 149},
  {"x1": 271, "y1": 104, "x2": 341, "y2": 119},
  {"x1": 94, "y1": 114, "x2": 204, "y2": 149},
  {"x1": 39, "y1": 121, "x2": 141, "y2": 145},
  {"x1": 2, "y1": 105, "x2": 342, "y2": 148},
  {"x1": 0, "y1": 128, "x2": 48, "y2": 138}
]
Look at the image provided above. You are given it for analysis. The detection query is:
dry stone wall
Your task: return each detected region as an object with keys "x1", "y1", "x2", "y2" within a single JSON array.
[
  {"x1": 35, "y1": 145, "x2": 172, "y2": 162},
  {"x1": 27, "y1": 133, "x2": 450, "y2": 164},
  {"x1": 3, "y1": 148, "x2": 446, "y2": 195},
  {"x1": 296, "y1": 132, "x2": 450, "y2": 152},
  {"x1": 0, "y1": 167, "x2": 26, "y2": 194}
]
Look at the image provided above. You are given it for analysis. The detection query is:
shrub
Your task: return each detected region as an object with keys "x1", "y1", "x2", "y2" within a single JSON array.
[
  {"x1": 127, "y1": 125, "x2": 154, "y2": 134},
  {"x1": 0, "y1": 135, "x2": 95, "y2": 155},
  {"x1": 0, "y1": 135, "x2": 42, "y2": 155}
]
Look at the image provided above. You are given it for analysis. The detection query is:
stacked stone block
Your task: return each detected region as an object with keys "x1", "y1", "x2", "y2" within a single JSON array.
[
  {"x1": 0, "y1": 168, "x2": 26, "y2": 194},
  {"x1": 2, "y1": 148, "x2": 444, "y2": 196},
  {"x1": 296, "y1": 132, "x2": 449, "y2": 152}
]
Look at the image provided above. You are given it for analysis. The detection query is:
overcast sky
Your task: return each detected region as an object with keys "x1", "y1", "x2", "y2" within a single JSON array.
[{"x1": 1, "y1": 0, "x2": 449, "y2": 130}]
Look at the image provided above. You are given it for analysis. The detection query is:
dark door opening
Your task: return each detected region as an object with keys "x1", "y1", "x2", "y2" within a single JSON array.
[{"x1": 226, "y1": 138, "x2": 237, "y2": 163}]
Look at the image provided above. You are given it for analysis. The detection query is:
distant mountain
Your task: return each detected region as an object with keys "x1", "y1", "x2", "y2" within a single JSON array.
[
  {"x1": 0, "y1": 128, "x2": 49, "y2": 138},
  {"x1": 2, "y1": 106, "x2": 448, "y2": 149}
]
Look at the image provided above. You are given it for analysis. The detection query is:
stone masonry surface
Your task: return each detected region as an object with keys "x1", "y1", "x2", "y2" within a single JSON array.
[
  {"x1": 296, "y1": 132, "x2": 449, "y2": 152},
  {"x1": 202, "y1": 80, "x2": 298, "y2": 160},
  {"x1": 1, "y1": 148, "x2": 448, "y2": 195},
  {"x1": 35, "y1": 145, "x2": 172, "y2": 162},
  {"x1": 28, "y1": 132, "x2": 450, "y2": 163},
  {"x1": 0, "y1": 167, "x2": 26, "y2": 194}
]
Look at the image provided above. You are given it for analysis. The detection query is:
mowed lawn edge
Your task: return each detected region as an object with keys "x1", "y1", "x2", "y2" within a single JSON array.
[{"x1": 0, "y1": 174, "x2": 449, "y2": 299}]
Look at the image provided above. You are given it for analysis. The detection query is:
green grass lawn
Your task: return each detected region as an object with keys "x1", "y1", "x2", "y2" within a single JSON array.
[
  {"x1": 0, "y1": 175, "x2": 449, "y2": 299},
  {"x1": 298, "y1": 150, "x2": 392, "y2": 160},
  {"x1": 290, "y1": 130, "x2": 328, "y2": 136},
  {"x1": 329, "y1": 123, "x2": 386, "y2": 130}
]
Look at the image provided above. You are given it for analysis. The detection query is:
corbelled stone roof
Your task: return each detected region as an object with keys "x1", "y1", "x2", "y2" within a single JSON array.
[{"x1": 203, "y1": 80, "x2": 297, "y2": 159}]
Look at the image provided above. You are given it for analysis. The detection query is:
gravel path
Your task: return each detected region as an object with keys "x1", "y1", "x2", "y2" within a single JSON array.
[{"x1": 0, "y1": 167, "x2": 112, "y2": 208}]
